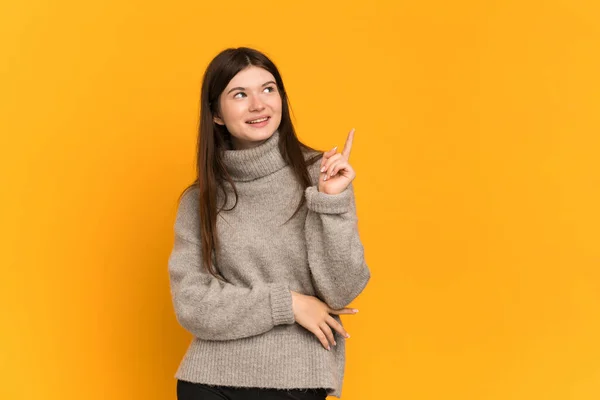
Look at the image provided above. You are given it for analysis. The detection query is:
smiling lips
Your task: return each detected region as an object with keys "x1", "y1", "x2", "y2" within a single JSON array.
[{"x1": 247, "y1": 116, "x2": 270, "y2": 124}]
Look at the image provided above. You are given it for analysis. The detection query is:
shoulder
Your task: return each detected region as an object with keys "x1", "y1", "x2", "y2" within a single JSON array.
[
  {"x1": 301, "y1": 148, "x2": 323, "y2": 185},
  {"x1": 174, "y1": 185, "x2": 201, "y2": 236},
  {"x1": 306, "y1": 158, "x2": 322, "y2": 186},
  {"x1": 301, "y1": 147, "x2": 320, "y2": 161},
  {"x1": 179, "y1": 185, "x2": 200, "y2": 210}
]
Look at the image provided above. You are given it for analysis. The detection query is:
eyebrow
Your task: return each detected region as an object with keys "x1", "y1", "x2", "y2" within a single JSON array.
[{"x1": 226, "y1": 81, "x2": 276, "y2": 95}]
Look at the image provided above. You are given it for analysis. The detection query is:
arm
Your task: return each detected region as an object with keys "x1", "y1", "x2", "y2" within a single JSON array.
[
  {"x1": 303, "y1": 182, "x2": 371, "y2": 310},
  {"x1": 168, "y1": 188, "x2": 295, "y2": 341}
]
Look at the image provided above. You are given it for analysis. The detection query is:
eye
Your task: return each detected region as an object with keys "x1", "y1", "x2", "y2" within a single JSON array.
[
  {"x1": 233, "y1": 92, "x2": 246, "y2": 99},
  {"x1": 264, "y1": 86, "x2": 276, "y2": 93}
]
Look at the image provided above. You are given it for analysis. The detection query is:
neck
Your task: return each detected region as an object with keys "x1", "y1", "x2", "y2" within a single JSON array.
[
  {"x1": 221, "y1": 130, "x2": 287, "y2": 182},
  {"x1": 230, "y1": 135, "x2": 269, "y2": 150}
]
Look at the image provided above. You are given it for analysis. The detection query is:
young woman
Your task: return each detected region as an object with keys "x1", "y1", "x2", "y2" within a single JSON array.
[{"x1": 168, "y1": 47, "x2": 371, "y2": 399}]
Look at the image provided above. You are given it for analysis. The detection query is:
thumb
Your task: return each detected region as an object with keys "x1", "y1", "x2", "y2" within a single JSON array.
[
  {"x1": 329, "y1": 307, "x2": 358, "y2": 315},
  {"x1": 321, "y1": 146, "x2": 338, "y2": 167}
]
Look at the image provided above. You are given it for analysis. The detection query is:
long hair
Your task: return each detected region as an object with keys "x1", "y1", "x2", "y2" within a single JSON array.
[{"x1": 179, "y1": 47, "x2": 323, "y2": 281}]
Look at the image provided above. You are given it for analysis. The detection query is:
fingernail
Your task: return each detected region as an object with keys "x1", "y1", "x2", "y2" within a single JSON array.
[
  {"x1": 327, "y1": 346, "x2": 331, "y2": 351},
  {"x1": 320, "y1": 166, "x2": 326, "y2": 172},
  {"x1": 353, "y1": 309, "x2": 359, "y2": 313},
  {"x1": 332, "y1": 146, "x2": 338, "y2": 152},
  {"x1": 334, "y1": 341, "x2": 337, "y2": 346},
  {"x1": 346, "y1": 334, "x2": 351, "y2": 338}
]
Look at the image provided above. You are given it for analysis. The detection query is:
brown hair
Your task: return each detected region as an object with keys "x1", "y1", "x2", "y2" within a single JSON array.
[{"x1": 179, "y1": 47, "x2": 323, "y2": 280}]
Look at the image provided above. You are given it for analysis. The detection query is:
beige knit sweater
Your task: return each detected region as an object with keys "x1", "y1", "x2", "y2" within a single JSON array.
[{"x1": 168, "y1": 129, "x2": 371, "y2": 398}]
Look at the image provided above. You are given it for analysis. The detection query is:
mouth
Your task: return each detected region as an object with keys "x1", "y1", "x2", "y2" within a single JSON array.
[{"x1": 246, "y1": 116, "x2": 271, "y2": 124}]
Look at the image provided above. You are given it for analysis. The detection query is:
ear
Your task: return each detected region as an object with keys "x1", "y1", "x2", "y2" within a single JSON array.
[{"x1": 213, "y1": 114, "x2": 225, "y2": 126}]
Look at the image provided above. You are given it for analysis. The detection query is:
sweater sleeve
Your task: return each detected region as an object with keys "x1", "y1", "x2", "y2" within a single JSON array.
[
  {"x1": 303, "y1": 181, "x2": 371, "y2": 310},
  {"x1": 168, "y1": 188, "x2": 295, "y2": 341}
]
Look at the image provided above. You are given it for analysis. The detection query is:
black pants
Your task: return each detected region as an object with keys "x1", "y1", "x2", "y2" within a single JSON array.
[{"x1": 177, "y1": 380, "x2": 328, "y2": 400}]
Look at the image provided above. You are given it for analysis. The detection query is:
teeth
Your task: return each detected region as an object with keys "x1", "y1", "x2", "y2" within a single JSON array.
[{"x1": 248, "y1": 117, "x2": 268, "y2": 124}]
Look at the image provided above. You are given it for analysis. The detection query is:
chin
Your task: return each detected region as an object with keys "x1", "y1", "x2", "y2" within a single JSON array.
[
  {"x1": 229, "y1": 128, "x2": 275, "y2": 150},
  {"x1": 246, "y1": 128, "x2": 275, "y2": 140}
]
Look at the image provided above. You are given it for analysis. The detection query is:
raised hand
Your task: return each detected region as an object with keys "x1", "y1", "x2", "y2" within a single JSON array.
[
  {"x1": 318, "y1": 128, "x2": 356, "y2": 195},
  {"x1": 290, "y1": 290, "x2": 357, "y2": 351}
]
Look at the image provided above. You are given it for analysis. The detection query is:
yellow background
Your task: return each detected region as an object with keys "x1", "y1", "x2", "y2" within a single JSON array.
[{"x1": 2, "y1": 0, "x2": 599, "y2": 399}]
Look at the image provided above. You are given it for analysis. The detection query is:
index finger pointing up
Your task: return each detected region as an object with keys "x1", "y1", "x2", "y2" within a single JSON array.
[{"x1": 341, "y1": 128, "x2": 355, "y2": 159}]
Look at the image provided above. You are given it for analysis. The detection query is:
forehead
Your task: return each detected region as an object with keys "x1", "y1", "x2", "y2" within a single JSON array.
[{"x1": 226, "y1": 66, "x2": 276, "y2": 89}]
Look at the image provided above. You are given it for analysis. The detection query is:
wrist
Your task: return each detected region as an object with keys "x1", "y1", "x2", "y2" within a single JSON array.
[{"x1": 305, "y1": 185, "x2": 353, "y2": 214}]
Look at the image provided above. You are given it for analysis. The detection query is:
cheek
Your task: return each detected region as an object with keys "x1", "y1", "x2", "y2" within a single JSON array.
[
  {"x1": 269, "y1": 97, "x2": 283, "y2": 113},
  {"x1": 221, "y1": 102, "x2": 246, "y2": 122}
]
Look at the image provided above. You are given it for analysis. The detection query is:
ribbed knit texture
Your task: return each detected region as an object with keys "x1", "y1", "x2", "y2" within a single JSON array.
[{"x1": 168, "y1": 129, "x2": 371, "y2": 398}]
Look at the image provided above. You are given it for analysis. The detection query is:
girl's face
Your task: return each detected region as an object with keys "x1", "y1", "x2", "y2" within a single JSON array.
[{"x1": 214, "y1": 66, "x2": 283, "y2": 150}]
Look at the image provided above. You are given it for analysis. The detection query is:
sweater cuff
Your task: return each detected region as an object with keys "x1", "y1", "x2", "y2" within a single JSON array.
[
  {"x1": 304, "y1": 185, "x2": 352, "y2": 214},
  {"x1": 269, "y1": 283, "x2": 295, "y2": 326}
]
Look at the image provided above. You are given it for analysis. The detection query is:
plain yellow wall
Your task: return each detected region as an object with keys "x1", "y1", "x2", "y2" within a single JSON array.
[{"x1": 1, "y1": 0, "x2": 599, "y2": 399}]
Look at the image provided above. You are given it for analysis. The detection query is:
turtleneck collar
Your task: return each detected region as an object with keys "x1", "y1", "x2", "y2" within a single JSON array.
[{"x1": 221, "y1": 130, "x2": 288, "y2": 182}]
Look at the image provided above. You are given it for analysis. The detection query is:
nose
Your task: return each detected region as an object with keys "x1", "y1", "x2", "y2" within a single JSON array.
[{"x1": 249, "y1": 95, "x2": 265, "y2": 111}]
